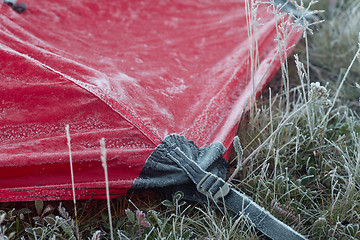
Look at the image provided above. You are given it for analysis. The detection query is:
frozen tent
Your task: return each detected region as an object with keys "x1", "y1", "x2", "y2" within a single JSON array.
[{"x1": 1, "y1": 0, "x2": 310, "y2": 238}]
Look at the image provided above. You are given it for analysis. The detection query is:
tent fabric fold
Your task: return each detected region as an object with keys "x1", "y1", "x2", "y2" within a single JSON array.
[{"x1": 1, "y1": 0, "x2": 302, "y2": 201}]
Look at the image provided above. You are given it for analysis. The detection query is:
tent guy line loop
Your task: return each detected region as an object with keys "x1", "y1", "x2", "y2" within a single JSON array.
[
  {"x1": 135, "y1": 134, "x2": 307, "y2": 240},
  {"x1": 167, "y1": 136, "x2": 307, "y2": 240}
]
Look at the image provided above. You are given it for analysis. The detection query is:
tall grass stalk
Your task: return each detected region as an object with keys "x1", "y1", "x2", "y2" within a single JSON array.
[
  {"x1": 245, "y1": 0, "x2": 260, "y2": 122},
  {"x1": 100, "y1": 138, "x2": 114, "y2": 240},
  {"x1": 244, "y1": 0, "x2": 320, "y2": 120},
  {"x1": 319, "y1": 45, "x2": 360, "y2": 127},
  {"x1": 228, "y1": 136, "x2": 243, "y2": 182},
  {"x1": 65, "y1": 124, "x2": 80, "y2": 239},
  {"x1": 294, "y1": 54, "x2": 314, "y2": 141}
]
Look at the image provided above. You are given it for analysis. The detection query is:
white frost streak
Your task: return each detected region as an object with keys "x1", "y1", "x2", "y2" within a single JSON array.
[{"x1": 89, "y1": 72, "x2": 139, "y2": 96}]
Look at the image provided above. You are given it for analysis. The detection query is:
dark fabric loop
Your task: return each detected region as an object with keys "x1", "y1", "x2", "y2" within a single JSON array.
[
  {"x1": 132, "y1": 134, "x2": 307, "y2": 240},
  {"x1": 166, "y1": 143, "x2": 306, "y2": 239},
  {"x1": 132, "y1": 134, "x2": 227, "y2": 190}
]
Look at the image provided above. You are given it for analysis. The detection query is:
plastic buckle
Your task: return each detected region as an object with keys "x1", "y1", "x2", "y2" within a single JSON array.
[{"x1": 196, "y1": 172, "x2": 230, "y2": 201}]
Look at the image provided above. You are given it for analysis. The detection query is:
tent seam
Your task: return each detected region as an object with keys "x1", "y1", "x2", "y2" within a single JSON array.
[{"x1": 82, "y1": 83, "x2": 162, "y2": 145}]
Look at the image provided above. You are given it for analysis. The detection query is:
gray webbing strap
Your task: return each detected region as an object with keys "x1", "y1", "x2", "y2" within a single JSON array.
[{"x1": 167, "y1": 147, "x2": 307, "y2": 240}]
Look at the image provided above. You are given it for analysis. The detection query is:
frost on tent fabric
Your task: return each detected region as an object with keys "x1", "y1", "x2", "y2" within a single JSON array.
[
  {"x1": 0, "y1": 0, "x2": 312, "y2": 239},
  {"x1": 0, "y1": 0, "x2": 304, "y2": 201}
]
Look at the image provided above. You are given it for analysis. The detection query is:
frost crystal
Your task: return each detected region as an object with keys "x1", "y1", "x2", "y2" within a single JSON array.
[{"x1": 308, "y1": 82, "x2": 329, "y2": 102}]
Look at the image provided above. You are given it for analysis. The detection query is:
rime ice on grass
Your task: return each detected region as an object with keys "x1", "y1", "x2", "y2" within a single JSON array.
[{"x1": 308, "y1": 82, "x2": 330, "y2": 105}]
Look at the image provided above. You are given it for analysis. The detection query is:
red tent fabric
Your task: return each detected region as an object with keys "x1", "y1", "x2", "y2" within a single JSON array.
[{"x1": 0, "y1": 0, "x2": 302, "y2": 201}]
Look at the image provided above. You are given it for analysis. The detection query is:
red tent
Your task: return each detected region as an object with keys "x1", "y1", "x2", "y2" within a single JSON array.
[{"x1": 0, "y1": 0, "x2": 302, "y2": 202}]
